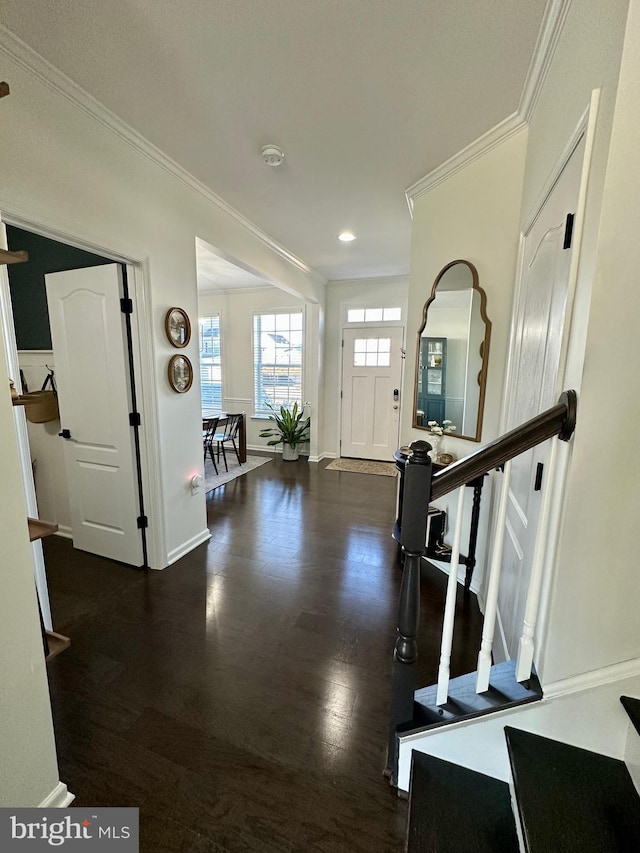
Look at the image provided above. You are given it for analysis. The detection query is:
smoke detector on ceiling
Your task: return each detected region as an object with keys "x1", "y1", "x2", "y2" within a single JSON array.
[{"x1": 261, "y1": 145, "x2": 285, "y2": 166}]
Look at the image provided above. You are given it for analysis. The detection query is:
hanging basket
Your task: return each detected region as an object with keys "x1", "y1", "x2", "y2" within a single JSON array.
[{"x1": 24, "y1": 390, "x2": 60, "y2": 423}]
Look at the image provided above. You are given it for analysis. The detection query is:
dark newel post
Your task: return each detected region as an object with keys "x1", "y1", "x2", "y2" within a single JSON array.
[{"x1": 385, "y1": 440, "x2": 432, "y2": 785}]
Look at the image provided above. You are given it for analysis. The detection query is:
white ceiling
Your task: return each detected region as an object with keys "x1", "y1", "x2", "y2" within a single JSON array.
[
  {"x1": 0, "y1": 0, "x2": 548, "y2": 282},
  {"x1": 196, "y1": 238, "x2": 272, "y2": 292}
]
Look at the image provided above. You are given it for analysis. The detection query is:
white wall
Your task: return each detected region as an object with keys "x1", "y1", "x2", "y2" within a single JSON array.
[
  {"x1": 402, "y1": 130, "x2": 528, "y2": 452},
  {"x1": 323, "y1": 276, "x2": 408, "y2": 458},
  {"x1": 536, "y1": 0, "x2": 640, "y2": 683},
  {"x1": 0, "y1": 40, "x2": 324, "y2": 567},
  {"x1": 0, "y1": 333, "x2": 62, "y2": 805}
]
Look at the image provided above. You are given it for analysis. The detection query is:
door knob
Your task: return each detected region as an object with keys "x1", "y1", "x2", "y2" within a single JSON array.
[{"x1": 58, "y1": 428, "x2": 72, "y2": 439}]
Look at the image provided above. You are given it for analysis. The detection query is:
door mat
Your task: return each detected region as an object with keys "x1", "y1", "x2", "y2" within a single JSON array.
[
  {"x1": 325, "y1": 458, "x2": 397, "y2": 477},
  {"x1": 205, "y1": 455, "x2": 271, "y2": 492}
]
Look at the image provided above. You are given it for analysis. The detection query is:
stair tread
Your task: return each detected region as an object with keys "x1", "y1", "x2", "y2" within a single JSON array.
[
  {"x1": 505, "y1": 726, "x2": 640, "y2": 853},
  {"x1": 407, "y1": 752, "x2": 519, "y2": 852},
  {"x1": 410, "y1": 659, "x2": 542, "y2": 733},
  {"x1": 621, "y1": 695, "x2": 640, "y2": 737}
]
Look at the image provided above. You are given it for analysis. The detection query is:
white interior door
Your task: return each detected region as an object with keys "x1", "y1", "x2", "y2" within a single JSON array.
[
  {"x1": 499, "y1": 136, "x2": 585, "y2": 654},
  {"x1": 45, "y1": 264, "x2": 143, "y2": 566},
  {"x1": 340, "y1": 326, "x2": 403, "y2": 461}
]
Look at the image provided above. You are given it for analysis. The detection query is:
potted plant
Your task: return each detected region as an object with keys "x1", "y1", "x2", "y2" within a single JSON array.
[{"x1": 259, "y1": 401, "x2": 310, "y2": 461}]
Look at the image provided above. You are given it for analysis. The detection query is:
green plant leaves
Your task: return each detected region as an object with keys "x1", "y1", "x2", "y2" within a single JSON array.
[{"x1": 258, "y1": 401, "x2": 310, "y2": 448}]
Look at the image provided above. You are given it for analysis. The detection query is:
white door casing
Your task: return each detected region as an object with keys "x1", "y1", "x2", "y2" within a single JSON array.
[
  {"x1": 498, "y1": 136, "x2": 586, "y2": 656},
  {"x1": 340, "y1": 326, "x2": 403, "y2": 461},
  {"x1": 45, "y1": 264, "x2": 143, "y2": 566}
]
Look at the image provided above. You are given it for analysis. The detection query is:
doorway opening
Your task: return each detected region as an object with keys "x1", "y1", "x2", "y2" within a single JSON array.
[{"x1": 3, "y1": 222, "x2": 151, "y2": 628}]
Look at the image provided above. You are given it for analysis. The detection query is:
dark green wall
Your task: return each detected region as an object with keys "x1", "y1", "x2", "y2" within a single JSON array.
[{"x1": 7, "y1": 225, "x2": 111, "y2": 350}]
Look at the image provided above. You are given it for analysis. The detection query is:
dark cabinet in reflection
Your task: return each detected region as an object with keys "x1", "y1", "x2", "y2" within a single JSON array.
[{"x1": 417, "y1": 337, "x2": 446, "y2": 425}]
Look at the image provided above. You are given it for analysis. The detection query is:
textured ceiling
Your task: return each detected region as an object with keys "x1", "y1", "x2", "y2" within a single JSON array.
[{"x1": 0, "y1": 0, "x2": 547, "y2": 282}]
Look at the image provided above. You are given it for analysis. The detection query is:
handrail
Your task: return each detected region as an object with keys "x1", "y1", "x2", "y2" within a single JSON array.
[
  {"x1": 430, "y1": 390, "x2": 576, "y2": 502},
  {"x1": 386, "y1": 390, "x2": 577, "y2": 787}
]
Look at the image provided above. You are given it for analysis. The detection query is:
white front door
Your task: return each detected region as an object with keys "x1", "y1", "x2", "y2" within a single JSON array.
[
  {"x1": 499, "y1": 136, "x2": 585, "y2": 654},
  {"x1": 45, "y1": 264, "x2": 144, "y2": 566},
  {"x1": 340, "y1": 326, "x2": 403, "y2": 461}
]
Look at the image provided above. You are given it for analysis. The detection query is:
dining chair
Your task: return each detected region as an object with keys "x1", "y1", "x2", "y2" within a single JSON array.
[
  {"x1": 203, "y1": 417, "x2": 220, "y2": 474},
  {"x1": 213, "y1": 413, "x2": 243, "y2": 472}
]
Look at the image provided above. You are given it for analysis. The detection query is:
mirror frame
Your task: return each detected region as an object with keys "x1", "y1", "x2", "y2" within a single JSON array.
[{"x1": 412, "y1": 259, "x2": 491, "y2": 442}]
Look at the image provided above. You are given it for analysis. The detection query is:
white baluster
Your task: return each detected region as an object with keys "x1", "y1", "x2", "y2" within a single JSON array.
[
  {"x1": 516, "y1": 440, "x2": 559, "y2": 682},
  {"x1": 476, "y1": 460, "x2": 512, "y2": 694},
  {"x1": 436, "y1": 486, "x2": 466, "y2": 706}
]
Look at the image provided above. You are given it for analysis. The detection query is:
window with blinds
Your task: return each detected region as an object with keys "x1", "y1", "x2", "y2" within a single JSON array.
[
  {"x1": 199, "y1": 314, "x2": 222, "y2": 409},
  {"x1": 253, "y1": 311, "x2": 303, "y2": 414}
]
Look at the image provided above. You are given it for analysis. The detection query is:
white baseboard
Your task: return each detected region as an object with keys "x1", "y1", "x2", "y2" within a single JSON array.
[
  {"x1": 53, "y1": 526, "x2": 72, "y2": 540},
  {"x1": 543, "y1": 657, "x2": 640, "y2": 699},
  {"x1": 428, "y1": 558, "x2": 482, "y2": 597},
  {"x1": 39, "y1": 781, "x2": 75, "y2": 808},
  {"x1": 166, "y1": 528, "x2": 211, "y2": 567},
  {"x1": 245, "y1": 446, "x2": 335, "y2": 463}
]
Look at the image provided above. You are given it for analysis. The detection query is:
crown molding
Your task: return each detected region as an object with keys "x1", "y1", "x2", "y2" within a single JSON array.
[
  {"x1": 198, "y1": 283, "x2": 276, "y2": 296},
  {"x1": 405, "y1": 0, "x2": 572, "y2": 209},
  {"x1": 405, "y1": 112, "x2": 526, "y2": 208},
  {"x1": 327, "y1": 273, "x2": 409, "y2": 287},
  {"x1": 518, "y1": 0, "x2": 573, "y2": 122},
  {"x1": 0, "y1": 26, "x2": 326, "y2": 286}
]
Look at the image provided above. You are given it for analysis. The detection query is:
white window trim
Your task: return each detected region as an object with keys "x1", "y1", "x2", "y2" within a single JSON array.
[
  {"x1": 199, "y1": 312, "x2": 223, "y2": 410},
  {"x1": 252, "y1": 307, "x2": 305, "y2": 417}
]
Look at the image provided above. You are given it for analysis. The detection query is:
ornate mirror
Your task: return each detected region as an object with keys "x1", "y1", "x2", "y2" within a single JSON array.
[{"x1": 413, "y1": 260, "x2": 491, "y2": 442}]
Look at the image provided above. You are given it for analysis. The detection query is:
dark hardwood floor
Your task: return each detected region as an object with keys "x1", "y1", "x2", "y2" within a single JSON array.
[{"x1": 44, "y1": 457, "x2": 484, "y2": 852}]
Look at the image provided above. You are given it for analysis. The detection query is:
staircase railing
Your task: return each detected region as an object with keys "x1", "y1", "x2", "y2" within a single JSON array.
[{"x1": 385, "y1": 390, "x2": 577, "y2": 785}]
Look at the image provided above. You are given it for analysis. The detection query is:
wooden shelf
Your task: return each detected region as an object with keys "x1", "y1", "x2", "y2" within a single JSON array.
[
  {"x1": 28, "y1": 517, "x2": 58, "y2": 542},
  {"x1": 26, "y1": 515, "x2": 68, "y2": 661},
  {"x1": 12, "y1": 394, "x2": 39, "y2": 408},
  {"x1": 0, "y1": 248, "x2": 28, "y2": 266},
  {"x1": 45, "y1": 630, "x2": 71, "y2": 661}
]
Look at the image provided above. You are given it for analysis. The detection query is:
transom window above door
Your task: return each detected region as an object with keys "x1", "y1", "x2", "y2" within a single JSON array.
[{"x1": 347, "y1": 306, "x2": 402, "y2": 323}]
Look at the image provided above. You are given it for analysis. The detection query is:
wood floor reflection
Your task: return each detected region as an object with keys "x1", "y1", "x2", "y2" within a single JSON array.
[{"x1": 44, "y1": 457, "x2": 484, "y2": 852}]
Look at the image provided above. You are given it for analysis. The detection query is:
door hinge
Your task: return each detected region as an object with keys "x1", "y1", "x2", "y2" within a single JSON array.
[
  {"x1": 120, "y1": 297, "x2": 134, "y2": 314},
  {"x1": 563, "y1": 213, "x2": 574, "y2": 250},
  {"x1": 341, "y1": 339, "x2": 344, "y2": 347},
  {"x1": 137, "y1": 515, "x2": 148, "y2": 529},
  {"x1": 129, "y1": 411, "x2": 141, "y2": 427}
]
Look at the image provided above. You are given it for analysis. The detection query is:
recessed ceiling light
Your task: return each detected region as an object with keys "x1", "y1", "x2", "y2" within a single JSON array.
[{"x1": 338, "y1": 231, "x2": 356, "y2": 242}]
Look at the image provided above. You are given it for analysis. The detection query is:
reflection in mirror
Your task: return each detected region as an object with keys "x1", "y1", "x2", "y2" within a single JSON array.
[{"x1": 413, "y1": 260, "x2": 491, "y2": 442}]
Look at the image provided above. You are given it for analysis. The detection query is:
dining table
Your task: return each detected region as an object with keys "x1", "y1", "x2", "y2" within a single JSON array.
[{"x1": 202, "y1": 410, "x2": 247, "y2": 464}]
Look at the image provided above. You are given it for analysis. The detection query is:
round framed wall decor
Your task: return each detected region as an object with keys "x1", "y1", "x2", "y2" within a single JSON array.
[
  {"x1": 165, "y1": 307, "x2": 191, "y2": 348},
  {"x1": 168, "y1": 354, "x2": 193, "y2": 393}
]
